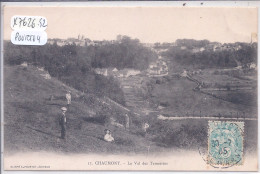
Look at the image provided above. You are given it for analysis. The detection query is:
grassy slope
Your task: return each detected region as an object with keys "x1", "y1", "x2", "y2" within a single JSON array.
[{"x1": 4, "y1": 65, "x2": 165, "y2": 155}]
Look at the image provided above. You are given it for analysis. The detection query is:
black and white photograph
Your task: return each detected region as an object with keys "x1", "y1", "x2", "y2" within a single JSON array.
[{"x1": 2, "y1": 5, "x2": 258, "y2": 171}]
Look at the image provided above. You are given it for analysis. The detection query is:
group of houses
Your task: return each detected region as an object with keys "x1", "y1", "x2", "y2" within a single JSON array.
[
  {"x1": 48, "y1": 38, "x2": 118, "y2": 47},
  {"x1": 147, "y1": 59, "x2": 168, "y2": 77},
  {"x1": 153, "y1": 40, "x2": 256, "y2": 54},
  {"x1": 180, "y1": 43, "x2": 245, "y2": 53},
  {"x1": 95, "y1": 68, "x2": 141, "y2": 78}
]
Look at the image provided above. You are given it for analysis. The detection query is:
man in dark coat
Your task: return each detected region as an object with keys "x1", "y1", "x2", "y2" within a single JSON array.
[{"x1": 59, "y1": 107, "x2": 67, "y2": 139}]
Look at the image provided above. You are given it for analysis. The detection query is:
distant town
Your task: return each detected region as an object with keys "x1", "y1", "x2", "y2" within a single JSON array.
[{"x1": 48, "y1": 34, "x2": 257, "y2": 52}]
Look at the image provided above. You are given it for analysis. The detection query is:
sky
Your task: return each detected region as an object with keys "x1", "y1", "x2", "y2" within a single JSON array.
[{"x1": 3, "y1": 6, "x2": 258, "y2": 43}]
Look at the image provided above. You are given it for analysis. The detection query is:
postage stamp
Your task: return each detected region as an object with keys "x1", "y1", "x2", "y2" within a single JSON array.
[{"x1": 207, "y1": 121, "x2": 244, "y2": 168}]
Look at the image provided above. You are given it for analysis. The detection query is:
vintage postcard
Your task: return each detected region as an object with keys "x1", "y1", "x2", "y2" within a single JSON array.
[{"x1": 2, "y1": 4, "x2": 258, "y2": 171}]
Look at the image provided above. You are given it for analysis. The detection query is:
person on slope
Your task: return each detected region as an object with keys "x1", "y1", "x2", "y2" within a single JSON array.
[
  {"x1": 142, "y1": 122, "x2": 150, "y2": 137},
  {"x1": 66, "y1": 91, "x2": 71, "y2": 108},
  {"x1": 125, "y1": 113, "x2": 130, "y2": 130},
  {"x1": 59, "y1": 107, "x2": 68, "y2": 139},
  {"x1": 104, "y1": 129, "x2": 114, "y2": 142}
]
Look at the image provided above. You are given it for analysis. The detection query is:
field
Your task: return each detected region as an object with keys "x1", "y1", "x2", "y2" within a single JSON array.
[
  {"x1": 144, "y1": 63, "x2": 257, "y2": 118},
  {"x1": 146, "y1": 75, "x2": 257, "y2": 118}
]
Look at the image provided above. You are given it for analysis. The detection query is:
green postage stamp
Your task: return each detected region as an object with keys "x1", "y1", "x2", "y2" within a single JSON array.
[{"x1": 208, "y1": 121, "x2": 244, "y2": 168}]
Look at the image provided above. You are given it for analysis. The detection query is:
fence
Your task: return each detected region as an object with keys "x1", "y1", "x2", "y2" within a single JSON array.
[{"x1": 158, "y1": 111, "x2": 257, "y2": 121}]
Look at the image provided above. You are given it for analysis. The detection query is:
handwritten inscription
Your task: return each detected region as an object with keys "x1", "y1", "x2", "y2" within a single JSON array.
[
  {"x1": 11, "y1": 30, "x2": 47, "y2": 45},
  {"x1": 11, "y1": 15, "x2": 47, "y2": 31}
]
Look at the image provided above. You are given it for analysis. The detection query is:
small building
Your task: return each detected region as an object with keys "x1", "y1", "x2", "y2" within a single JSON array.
[
  {"x1": 181, "y1": 46, "x2": 187, "y2": 50},
  {"x1": 181, "y1": 70, "x2": 188, "y2": 77},
  {"x1": 249, "y1": 63, "x2": 257, "y2": 70},
  {"x1": 125, "y1": 69, "x2": 141, "y2": 77},
  {"x1": 112, "y1": 68, "x2": 118, "y2": 72},
  {"x1": 20, "y1": 62, "x2": 28, "y2": 67},
  {"x1": 235, "y1": 66, "x2": 242, "y2": 70},
  {"x1": 95, "y1": 68, "x2": 109, "y2": 76}
]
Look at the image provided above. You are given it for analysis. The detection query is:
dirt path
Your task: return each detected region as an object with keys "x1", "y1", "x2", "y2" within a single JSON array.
[
  {"x1": 115, "y1": 49, "x2": 171, "y2": 116},
  {"x1": 118, "y1": 75, "x2": 158, "y2": 115}
]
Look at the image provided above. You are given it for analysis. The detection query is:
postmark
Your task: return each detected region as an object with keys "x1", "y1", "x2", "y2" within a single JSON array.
[{"x1": 207, "y1": 121, "x2": 244, "y2": 168}]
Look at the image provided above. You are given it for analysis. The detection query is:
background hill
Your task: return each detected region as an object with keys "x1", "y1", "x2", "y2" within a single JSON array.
[{"x1": 159, "y1": 39, "x2": 257, "y2": 71}]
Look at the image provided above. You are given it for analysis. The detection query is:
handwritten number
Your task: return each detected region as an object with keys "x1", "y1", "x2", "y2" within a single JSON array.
[
  {"x1": 27, "y1": 18, "x2": 35, "y2": 28},
  {"x1": 19, "y1": 18, "x2": 23, "y2": 28},
  {"x1": 13, "y1": 17, "x2": 18, "y2": 28},
  {"x1": 28, "y1": 18, "x2": 31, "y2": 28},
  {"x1": 39, "y1": 18, "x2": 47, "y2": 28},
  {"x1": 31, "y1": 19, "x2": 35, "y2": 28},
  {"x1": 13, "y1": 17, "x2": 45, "y2": 29},
  {"x1": 22, "y1": 17, "x2": 27, "y2": 26}
]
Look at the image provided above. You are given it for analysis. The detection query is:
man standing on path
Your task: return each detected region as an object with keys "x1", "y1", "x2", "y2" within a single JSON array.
[
  {"x1": 66, "y1": 91, "x2": 71, "y2": 109},
  {"x1": 59, "y1": 107, "x2": 67, "y2": 139}
]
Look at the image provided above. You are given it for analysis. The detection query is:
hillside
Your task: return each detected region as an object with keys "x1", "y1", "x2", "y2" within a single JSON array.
[
  {"x1": 4, "y1": 65, "x2": 165, "y2": 155},
  {"x1": 145, "y1": 75, "x2": 257, "y2": 117},
  {"x1": 161, "y1": 41, "x2": 257, "y2": 71}
]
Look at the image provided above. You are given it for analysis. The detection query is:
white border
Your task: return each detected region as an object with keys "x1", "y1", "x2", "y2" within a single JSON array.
[
  {"x1": 1, "y1": 1, "x2": 4, "y2": 174},
  {"x1": 1, "y1": 1, "x2": 259, "y2": 174},
  {"x1": 1, "y1": 1, "x2": 260, "y2": 7}
]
